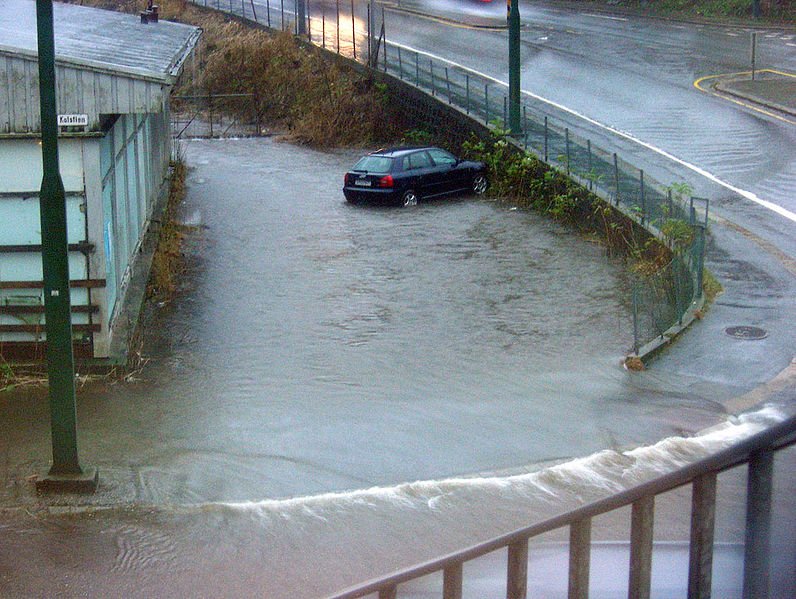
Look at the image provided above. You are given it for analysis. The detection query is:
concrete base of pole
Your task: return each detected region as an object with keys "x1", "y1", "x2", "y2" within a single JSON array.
[{"x1": 35, "y1": 468, "x2": 98, "y2": 494}]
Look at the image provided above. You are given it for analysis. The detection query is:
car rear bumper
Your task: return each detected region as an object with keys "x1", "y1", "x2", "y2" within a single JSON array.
[{"x1": 343, "y1": 186, "x2": 400, "y2": 204}]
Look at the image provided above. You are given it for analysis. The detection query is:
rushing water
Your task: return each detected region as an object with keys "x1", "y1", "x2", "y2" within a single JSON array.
[{"x1": 1, "y1": 138, "x2": 792, "y2": 597}]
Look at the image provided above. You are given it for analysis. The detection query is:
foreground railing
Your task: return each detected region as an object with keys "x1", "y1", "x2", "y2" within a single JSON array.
[{"x1": 326, "y1": 415, "x2": 796, "y2": 599}]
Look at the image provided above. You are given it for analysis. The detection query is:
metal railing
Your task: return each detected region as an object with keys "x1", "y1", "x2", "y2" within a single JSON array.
[
  {"x1": 189, "y1": 0, "x2": 708, "y2": 354},
  {"x1": 171, "y1": 93, "x2": 259, "y2": 138},
  {"x1": 326, "y1": 415, "x2": 796, "y2": 599}
]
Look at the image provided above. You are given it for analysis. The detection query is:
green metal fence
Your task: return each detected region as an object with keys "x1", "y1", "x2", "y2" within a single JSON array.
[{"x1": 191, "y1": 0, "x2": 709, "y2": 356}]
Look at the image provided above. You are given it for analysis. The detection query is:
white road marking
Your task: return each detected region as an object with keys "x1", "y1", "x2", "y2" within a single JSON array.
[
  {"x1": 583, "y1": 14, "x2": 628, "y2": 22},
  {"x1": 388, "y1": 41, "x2": 796, "y2": 225}
]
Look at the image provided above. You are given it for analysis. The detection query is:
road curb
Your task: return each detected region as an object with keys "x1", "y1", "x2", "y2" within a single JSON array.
[
  {"x1": 534, "y1": 0, "x2": 796, "y2": 32},
  {"x1": 713, "y1": 79, "x2": 796, "y2": 118},
  {"x1": 380, "y1": 4, "x2": 506, "y2": 30}
]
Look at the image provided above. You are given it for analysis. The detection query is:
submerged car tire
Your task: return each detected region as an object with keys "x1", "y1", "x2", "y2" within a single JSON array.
[
  {"x1": 400, "y1": 189, "x2": 419, "y2": 207},
  {"x1": 472, "y1": 174, "x2": 488, "y2": 195}
]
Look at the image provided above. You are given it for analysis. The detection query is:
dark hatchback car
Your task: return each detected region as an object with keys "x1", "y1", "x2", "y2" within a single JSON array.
[{"x1": 343, "y1": 147, "x2": 487, "y2": 207}]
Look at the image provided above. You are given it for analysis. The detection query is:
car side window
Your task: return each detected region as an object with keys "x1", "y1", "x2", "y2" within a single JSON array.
[
  {"x1": 428, "y1": 149, "x2": 457, "y2": 167},
  {"x1": 406, "y1": 151, "x2": 433, "y2": 170}
]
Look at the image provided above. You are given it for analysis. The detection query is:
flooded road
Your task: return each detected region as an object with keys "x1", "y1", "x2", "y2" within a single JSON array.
[{"x1": 3, "y1": 138, "x2": 791, "y2": 597}]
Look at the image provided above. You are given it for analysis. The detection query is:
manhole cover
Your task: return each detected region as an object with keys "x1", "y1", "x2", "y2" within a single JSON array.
[{"x1": 725, "y1": 326, "x2": 768, "y2": 340}]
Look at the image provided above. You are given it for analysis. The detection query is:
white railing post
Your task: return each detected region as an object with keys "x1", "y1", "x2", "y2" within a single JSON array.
[
  {"x1": 688, "y1": 473, "x2": 717, "y2": 599},
  {"x1": 629, "y1": 496, "x2": 654, "y2": 599},
  {"x1": 507, "y1": 539, "x2": 528, "y2": 599},
  {"x1": 568, "y1": 518, "x2": 591, "y2": 599},
  {"x1": 742, "y1": 450, "x2": 773, "y2": 599}
]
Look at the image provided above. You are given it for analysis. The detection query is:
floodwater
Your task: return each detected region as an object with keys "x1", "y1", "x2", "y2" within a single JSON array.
[{"x1": 1, "y1": 138, "x2": 792, "y2": 598}]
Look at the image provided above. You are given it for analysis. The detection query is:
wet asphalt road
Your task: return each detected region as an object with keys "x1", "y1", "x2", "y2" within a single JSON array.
[{"x1": 382, "y1": 0, "x2": 796, "y2": 253}]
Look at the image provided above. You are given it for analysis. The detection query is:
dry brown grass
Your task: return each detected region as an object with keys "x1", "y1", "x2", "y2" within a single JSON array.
[
  {"x1": 146, "y1": 160, "x2": 188, "y2": 302},
  {"x1": 76, "y1": 0, "x2": 402, "y2": 146}
]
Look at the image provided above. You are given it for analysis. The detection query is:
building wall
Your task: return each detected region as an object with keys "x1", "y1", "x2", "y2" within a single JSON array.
[
  {"x1": 99, "y1": 112, "x2": 170, "y2": 337},
  {"x1": 0, "y1": 51, "x2": 168, "y2": 134},
  {"x1": 0, "y1": 112, "x2": 171, "y2": 359}
]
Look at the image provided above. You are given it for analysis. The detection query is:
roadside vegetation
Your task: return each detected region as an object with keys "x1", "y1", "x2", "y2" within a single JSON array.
[
  {"x1": 458, "y1": 134, "x2": 672, "y2": 272},
  {"x1": 81, "y1": 0, "x2": 408, "y2": 146},
  {"x1": 563, "y1": 0, "x2": 794, "y2": 23},
  {"x1": 146, "y1": 158, "x2": 189, "y2": 302}
]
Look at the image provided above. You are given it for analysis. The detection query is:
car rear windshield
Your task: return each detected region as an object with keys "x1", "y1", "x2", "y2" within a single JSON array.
[{"x1": 352, "y1": 156, "x2": 394, "y2": 173}]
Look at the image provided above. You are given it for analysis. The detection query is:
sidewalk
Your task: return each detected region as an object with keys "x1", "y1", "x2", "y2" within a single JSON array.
[{"x1": 717, "y1": 70, "x2": 796, "y2": 117}]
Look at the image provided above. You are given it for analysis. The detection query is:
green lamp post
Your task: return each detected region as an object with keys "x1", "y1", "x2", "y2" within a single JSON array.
[
  {"x1": 34, "y1": 0, "x2": 97, "y2": 493},
  {"x1": 508, "y1": 0, "x2": 521, "y2": 135}
]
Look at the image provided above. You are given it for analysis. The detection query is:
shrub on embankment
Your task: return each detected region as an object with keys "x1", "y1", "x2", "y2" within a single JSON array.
[
  {"x1": 562, "y1": 0, "x2": 794, "y2": 23},
  {"x1": 81, "y1": 0, "x2": 407, "y2": 146},
  {"x1": 460, "y1": 135, "x2": 672, "y2": 271}
]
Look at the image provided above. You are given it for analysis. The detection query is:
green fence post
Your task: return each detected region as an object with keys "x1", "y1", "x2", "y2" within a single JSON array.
[
  {"x1": 503, "y1": 96, "x2": 508, "y2": 130},
  {"x1": 614, "y1": 153, "x2": 620, "y2": 205},
  {"x1": 640, "y1": 169, "x2": 646, "y2": 225},
  {"x1": 544, "y1": 116, "x2": 548, "y2": 162},
  {"x1": 508, "y1": 0, "x2": 521, "y2": 135},
  {"x1": 523, "y1": 106, "x2": 528, "y2": 150},
  {"x1": 465, "y1": 74, "x2": 470, "y2": 114},
  {"x1": 587, "y1": 139, "x2": 592, "y2": 191},
  {"x1": 633, "y1": 285, "x2": 640, "y2": 355},
  {"x1": 430, "y1": 59, "x2": 435, "y2": 96},
  {"x1": 565, "y1": 128, "x2": 570, "y2": 175},
  {"x1": 485, "y1": 83, "x2": 490, "y2": 125},
  {"x1": 695, "y1": 224, "x2": 706, "y2": 296},
  {"x1": 668, "y1": 189, "x2": 673, "y2": 218}
]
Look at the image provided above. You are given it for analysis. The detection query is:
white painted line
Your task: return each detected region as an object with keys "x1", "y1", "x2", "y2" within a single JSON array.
[
  {"x1": 388, "y1": 41, "x2": 796, "y2": 225},
  {"x1": 583, "y1": 14, "x2": 628, "y2": 22}
]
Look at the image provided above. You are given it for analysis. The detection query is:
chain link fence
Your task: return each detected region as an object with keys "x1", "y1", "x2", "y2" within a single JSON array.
[{"x1": 188, "y1": 0, "x2": 709, "y2": 356}]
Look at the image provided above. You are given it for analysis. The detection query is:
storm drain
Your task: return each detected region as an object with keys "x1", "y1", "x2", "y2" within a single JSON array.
[{"x1": 725, "y1": 325, "x2": 768, "y2": 340}]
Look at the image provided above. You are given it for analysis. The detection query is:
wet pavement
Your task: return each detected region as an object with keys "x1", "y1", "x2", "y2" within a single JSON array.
[
  {"x1": 2, "y1": 137, "x2": 735, "y2": 506},
  {"x1": 0, "y1": 137, "x2": 794, "y2": 597},
  {"x1": 2, "y1": 1, "x2": 796, "y2": 595}
]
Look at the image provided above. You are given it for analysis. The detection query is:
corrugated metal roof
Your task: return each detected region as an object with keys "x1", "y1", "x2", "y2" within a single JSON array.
[{"x1": 0, "y1": 0, "x2": 201, "y2": 83}]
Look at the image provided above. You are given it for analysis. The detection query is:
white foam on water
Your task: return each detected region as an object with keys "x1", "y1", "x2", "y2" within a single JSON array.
[{"x1": 217, "y1": 406, "x2": 787, "y2": 521}]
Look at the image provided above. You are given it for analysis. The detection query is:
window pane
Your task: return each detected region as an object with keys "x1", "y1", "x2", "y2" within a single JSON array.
[{"x1": 352, "y1": 156, "x2": 394, "y2": 173}]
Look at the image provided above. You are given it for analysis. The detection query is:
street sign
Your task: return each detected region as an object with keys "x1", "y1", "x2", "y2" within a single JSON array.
[{"x1": 57, "y1": 114, "x2": 88, "y2": 126}]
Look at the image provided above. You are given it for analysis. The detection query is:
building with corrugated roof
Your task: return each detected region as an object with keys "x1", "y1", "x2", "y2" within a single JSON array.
[{"x1": 0, "y1": 0, "x2": 201, "y2": 361}]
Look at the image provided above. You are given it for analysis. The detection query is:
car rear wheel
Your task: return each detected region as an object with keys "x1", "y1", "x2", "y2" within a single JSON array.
[
  {"x1": 472, "y1": 175, "x2": 488, "y2": 195},
  {"x1": 400, "y1": 189, "x2": 418, "y2": 207}
]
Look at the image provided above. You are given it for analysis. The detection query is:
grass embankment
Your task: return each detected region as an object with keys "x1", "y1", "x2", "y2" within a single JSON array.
[
  {"x1": 460, "y1": 136, "x2": 672, "y2": 270},
  {"x1": 83, "y1": 0, "x2": 408, "y2": 146},
  {"x1": 562, "y1": 0, "x2": 794, "y2": 23},
  {"x1": 146, "y1": 160, "x2": 189, "y2": 302}
]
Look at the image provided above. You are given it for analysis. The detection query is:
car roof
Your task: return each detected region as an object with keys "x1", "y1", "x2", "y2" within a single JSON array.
[{"x1": 369, "y1": 146, "x2": 444, "y2": 158}]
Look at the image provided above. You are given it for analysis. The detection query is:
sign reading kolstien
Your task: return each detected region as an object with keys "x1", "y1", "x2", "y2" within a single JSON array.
[{"x1": 57, "y1": 114, "x2": 88, "y2": 126}]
